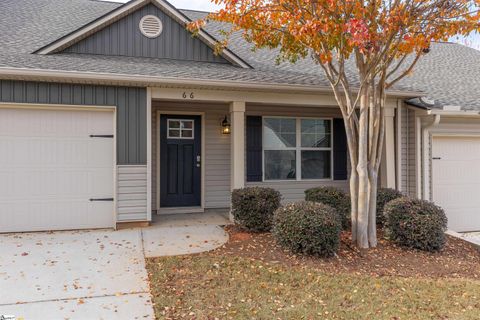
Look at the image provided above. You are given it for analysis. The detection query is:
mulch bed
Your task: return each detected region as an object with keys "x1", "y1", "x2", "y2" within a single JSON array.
[{"x1": 206, "y1": 226, "x2": 480, "y2": 279}]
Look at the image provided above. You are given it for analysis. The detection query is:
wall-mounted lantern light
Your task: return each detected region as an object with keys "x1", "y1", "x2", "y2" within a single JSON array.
[{"x1": 221, "y1": 115, "x2": 231, "y2": 134}]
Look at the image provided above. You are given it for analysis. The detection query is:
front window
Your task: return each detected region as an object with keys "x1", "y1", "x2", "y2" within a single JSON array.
[{"x1": 263, "y1": 117, "x2": 332, "y2": 181}]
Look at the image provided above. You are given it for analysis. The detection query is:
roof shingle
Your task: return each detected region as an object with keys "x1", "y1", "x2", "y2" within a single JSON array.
[{"x1": 0, "y1": 0, "x2": 479, "y2": 110}]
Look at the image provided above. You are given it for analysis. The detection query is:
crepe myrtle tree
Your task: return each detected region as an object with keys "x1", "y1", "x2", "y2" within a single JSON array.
[{"x1": 190, "y1": 0, "x2": 480, "y2": 249}]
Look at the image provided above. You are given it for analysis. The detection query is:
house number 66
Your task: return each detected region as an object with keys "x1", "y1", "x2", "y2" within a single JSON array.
[{"x1": 182, "y1": 92, "x2": 194, "y2": 99}]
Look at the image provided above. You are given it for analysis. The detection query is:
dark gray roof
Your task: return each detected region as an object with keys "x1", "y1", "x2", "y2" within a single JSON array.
[{"x1": 0, "y1": 0, "x2": 479, "y2": 110}]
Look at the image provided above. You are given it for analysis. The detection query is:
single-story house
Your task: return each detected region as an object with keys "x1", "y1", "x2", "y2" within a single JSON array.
[{"x1": 0, "y1": 0, "x2": 479, "y2": 233}]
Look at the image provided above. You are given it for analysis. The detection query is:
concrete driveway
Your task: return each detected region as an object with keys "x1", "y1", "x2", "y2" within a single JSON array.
[
  {"x1": 0, "y1": 214, "x2": 229, "y2": 320},
  {"x1": 0, "y1": 228, "x2": 153, "y2": 320}
]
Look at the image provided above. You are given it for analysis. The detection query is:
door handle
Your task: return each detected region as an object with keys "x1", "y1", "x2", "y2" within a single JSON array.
[
  {"x1": 90, "y1": 198, "x2": 114, "y2": 202},
  {"x1": 196, "y1": 155, "x2": 201, "y2": 168},
  {"x1": 432, "y1": 157, "x2": 441, "y2": 160},
  {"x1": 90, "y1": 135, "x2": 114, "y2": 138}
]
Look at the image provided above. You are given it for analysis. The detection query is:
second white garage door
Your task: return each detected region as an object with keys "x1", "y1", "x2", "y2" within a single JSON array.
[
  {"x1": 0, "y1": 107, "x2": 115, "y2": 233},
  {"x1": 432, "y1": 136, "x2": 480, "y2": 232}
]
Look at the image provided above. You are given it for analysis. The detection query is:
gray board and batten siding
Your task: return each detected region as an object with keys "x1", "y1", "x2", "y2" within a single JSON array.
[{"x1": 62, "y1": 3, "x2": 229, "y2": 64}]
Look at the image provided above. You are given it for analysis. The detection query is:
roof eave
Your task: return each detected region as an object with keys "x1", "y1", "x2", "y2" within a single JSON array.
[
  {"x1": 427, "y1": 109, "x2": 480, "y2": 117},
  {"x1": 0, "y1": 67, "x2": 424, "y2": 97}
]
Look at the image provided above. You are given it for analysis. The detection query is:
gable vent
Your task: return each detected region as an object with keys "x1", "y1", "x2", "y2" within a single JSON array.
[{"x1": 139, "y1": 15, "x2": 163, "y2": 38}]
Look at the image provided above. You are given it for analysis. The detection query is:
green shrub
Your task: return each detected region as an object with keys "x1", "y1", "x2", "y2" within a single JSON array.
[
  {"x1": 383, "y1": 198, "x2": 448, "y2": 252},
  {"x1": 305, "y1": 187, "x2": 350, "y2": 229},
  {"x1": 376, "y1": 188, "x2": 404, "y2": 226},
  {"x1": 273, "y1": 201, "x2": 341, "y2": 257},
  {"x1": 231, "y1": 187, "x2": 281, "y2": 232}
]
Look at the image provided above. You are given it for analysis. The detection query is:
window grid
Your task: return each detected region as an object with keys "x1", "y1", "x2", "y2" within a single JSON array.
[
  {"x1": 262, "y1": 117, "x2": 333, "y2": 181},
  {"x1": 167, "y1": 119, "x2": 194, "y2": 139}
]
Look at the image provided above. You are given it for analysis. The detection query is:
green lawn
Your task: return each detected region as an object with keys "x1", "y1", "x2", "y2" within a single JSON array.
[{"x1": 147, "y1": 255, "x2": 480, "y2": 320}]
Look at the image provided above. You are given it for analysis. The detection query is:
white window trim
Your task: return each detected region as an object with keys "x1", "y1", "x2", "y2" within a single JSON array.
[
  {"x1": 262, "y1": 116, "x2": 334, "y2": 182},
  {"x1": 167, "y1": 118, "x2": 194, "y2": 139}
]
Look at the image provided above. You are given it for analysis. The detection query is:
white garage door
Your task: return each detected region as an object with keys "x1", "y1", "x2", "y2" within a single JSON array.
[
  {"x1": 432, "y1": 136, "x2": 480, "y2": 232},
  {"x1": 0, "y1": 107, "x2": 115, "y2": 233}
]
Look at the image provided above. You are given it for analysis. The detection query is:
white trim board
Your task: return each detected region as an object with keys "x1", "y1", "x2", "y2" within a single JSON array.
[{"x1": 146, "y1": 87, "x2": 152, "y2": 221}]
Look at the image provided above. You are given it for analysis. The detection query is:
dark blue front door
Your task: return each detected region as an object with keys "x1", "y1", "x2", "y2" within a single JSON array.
[{"x1": 160, "y1": 115, "x2": 201, "y2": 207}]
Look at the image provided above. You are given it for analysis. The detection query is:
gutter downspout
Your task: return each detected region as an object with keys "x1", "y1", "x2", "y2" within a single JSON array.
[
  {"x1": 396, "y1": 100, "x2": 402, "y2": 192},
  {"x1": 422, "y1": 114, "x2": 441, "y2": 200}
]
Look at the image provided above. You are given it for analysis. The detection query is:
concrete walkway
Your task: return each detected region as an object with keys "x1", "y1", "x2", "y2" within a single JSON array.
[
  {"x1": 0, "y1": 213, "x2": 229, "y2": 319},
  {"x1": 446, "y1": 230, "x2": 480, "y2": 249},
  {"x1": 143, "y1": 212, "x2": 230, "y2": 257},
  {"x1": 461, "y1": 232, "x2": 480, "y2": 247}
]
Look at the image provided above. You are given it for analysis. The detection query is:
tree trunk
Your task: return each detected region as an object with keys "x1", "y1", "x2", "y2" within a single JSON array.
[
  {"x1": 327, "y1": 69, "x2": 388, "y2": 250},
  {"x1": 350, "y1": 169, "x2": 359, "y2": 242},
  {"x1": 356, "y1": 90, "x2": 370, "y2": 249},
  {"x1": 367, "y1": 170, "x2": 378, "y2": 247}
]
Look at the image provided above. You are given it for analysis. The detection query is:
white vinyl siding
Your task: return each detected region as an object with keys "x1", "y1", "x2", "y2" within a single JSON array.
[{"x1": 117, "y1": 165, "x2": 148, "y2": 222}]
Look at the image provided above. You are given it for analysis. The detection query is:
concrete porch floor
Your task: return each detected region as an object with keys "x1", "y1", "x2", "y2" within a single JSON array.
[
  {"x1": 151, "y1": 210, "x2": 232, "y2": 227},
  {"x1": 142, "y1": 211, "x2": 231, "y2": 257}
]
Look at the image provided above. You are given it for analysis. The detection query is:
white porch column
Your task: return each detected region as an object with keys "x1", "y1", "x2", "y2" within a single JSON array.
[
  {"x1": 146, "y1": 87, "x2": 152, "y2": 221},
  {"x1": 230, "y1": 101, "x2": 246, "y2": 191},
  {"x1": 380, "y1": 107, "x2": 397, "y2": 189}
]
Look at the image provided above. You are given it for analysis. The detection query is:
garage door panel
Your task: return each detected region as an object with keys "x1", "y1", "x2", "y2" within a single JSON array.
[
  {"x1": 433, "y1": 161, "x2": 480, "y2": 183},
  {"x1": 0, "y1": 201, "x2": 113, "y2": 232},
  {"x1": 440, "y1": 206, "x2": 479, "y2": 232},
  {"x1": 0, "y1": 108, "x2": 114, "y2": 233},
  {"x1": 433, "y1": 136, "x2": 480, "y2": 232},
  {"x1": 88, "y1": 139, "x2": 114, "y2": 166},
  {"x1": 433, "y1": 185, "x2": 479, "y2": 208}
]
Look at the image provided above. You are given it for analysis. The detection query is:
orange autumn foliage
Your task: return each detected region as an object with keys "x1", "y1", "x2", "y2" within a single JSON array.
[{"x1": 190, "y1": 0, "x2": 479, "y2": 68}]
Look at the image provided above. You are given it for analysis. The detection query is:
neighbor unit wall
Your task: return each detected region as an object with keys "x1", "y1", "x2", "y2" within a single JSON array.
[{"x1": 400, "y1": 105, "x2": 417, "y2": 198}]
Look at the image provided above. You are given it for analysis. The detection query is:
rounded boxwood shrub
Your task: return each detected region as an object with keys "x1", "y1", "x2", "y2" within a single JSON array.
[
  {"x1": 231, "y1": 187, "x2": 281, "y2": 232},
  {"x1": 383, "y1": 198, "x2": 448, "y2": 252},
  {"x1": 272, "y1": 201, "x2": 341, "y2": 257},
  {"x1": 305, "y1": 186, "x2": 350, "y2": 229},
  {"x1": 376, "y1": 188, "x2": 404, "y2": 226}
]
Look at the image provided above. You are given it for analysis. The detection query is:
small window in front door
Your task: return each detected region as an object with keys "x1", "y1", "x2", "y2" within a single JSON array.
[{"x1": 167, "y1": 119, "x2": 194, "y2": 139}]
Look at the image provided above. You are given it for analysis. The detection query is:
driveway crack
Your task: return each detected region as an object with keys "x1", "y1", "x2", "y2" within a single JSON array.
[{"x1": 0, "y1": 291, "x2": 150, "y2": 307}]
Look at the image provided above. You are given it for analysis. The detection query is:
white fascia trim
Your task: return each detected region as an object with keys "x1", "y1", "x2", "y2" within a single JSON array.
[
  {"x1": 0, "y1": 67, "x2": 424, "y2": 97},
  {"x1": 427, "y1": 109, "x2": 480, "y2": 117},
  {"x1": 35, "y1": 0, "x2": 251, "y2": 69}
]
